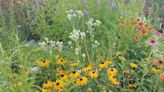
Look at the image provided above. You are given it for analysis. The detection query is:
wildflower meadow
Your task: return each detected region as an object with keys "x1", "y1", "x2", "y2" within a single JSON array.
[{"x1": 0, "y1": 0, "x2": 164, "y2": 92}]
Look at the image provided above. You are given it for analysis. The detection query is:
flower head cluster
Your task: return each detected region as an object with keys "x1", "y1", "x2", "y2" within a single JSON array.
[
  {"x1": 86, "y1": 18, "x2": 101, "y2": 31},
  {"x1": 92, "y1": 40, "x2": 100, "y2": 48},
  {"x1": 66, "y1": 9, "x2": 84, "y2": 20},
  {"x1": 38, "y1": 37, "x2": 63, "y2": 52},
  {"x1": 69, "y1": 29, "x2": 86, "y2": 41}
]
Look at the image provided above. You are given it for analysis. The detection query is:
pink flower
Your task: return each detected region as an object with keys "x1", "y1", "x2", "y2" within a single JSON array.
[
  {"x1": 160, "y1": 72, "x2": 164, "y2": 80},
  {"x1": 154, "y1": 29, "x2": 164, "y2": 38},
  {"x1": 148, "y1": 40, "x2": 158, "y2": 46},
  {"x1": 154, "y1": 58, "x2": 164, "y2": 69}
]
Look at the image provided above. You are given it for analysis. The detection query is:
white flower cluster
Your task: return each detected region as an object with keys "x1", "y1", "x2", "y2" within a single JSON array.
[
  {"x1": 69, "y1": 29, "x2": 86, "y2": 41},
  {"x1": 38, "y1": 37, "x2": 63, "y2": 52},
  {"x1": 86, "y1": 18, "x2": 101, "y2": 31},
  {"x1": 66, "y1": 9, "x2": 84, "y2": 20},
  {"x1": 75, "y1": 47, "x2": 80, "y2": 55},
  {"x1": 92, "y1": 40, "x2": 100, "y2": 48}
]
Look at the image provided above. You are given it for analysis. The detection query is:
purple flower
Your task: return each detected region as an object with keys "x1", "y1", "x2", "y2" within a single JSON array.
[
  {"x1": 148, "y1": 40, "x2": 158, "y2": 46},
  {"x1": 84, "y1": 9, "x2": 89, "y2": 16}
]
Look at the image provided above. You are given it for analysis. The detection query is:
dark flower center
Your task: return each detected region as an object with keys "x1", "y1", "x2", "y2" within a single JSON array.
[
  {"x1": 158, "y1": 29, "x2": 163, "y2": 33},
  {"x1": 150, "y1": 40, "x2": 155, "y2": 43},
  {"x1": 80, "y1": 78, "x2": 83, "y2": 81},
  {"x1": 72, "y1": 71, "x2": 76, "y2": 74},
  {"x1": 159, "y1": 60, "x2": 163, "y2": 64},
  {"x1": 56, "y1": 82, "x2": 60, "y2": 85},
  {"x1": 61, "y1": 74, "x2": 64, "y2": 77},
  {"x1": 101, "y1": 62, "x2": 104, "y2": 64}
]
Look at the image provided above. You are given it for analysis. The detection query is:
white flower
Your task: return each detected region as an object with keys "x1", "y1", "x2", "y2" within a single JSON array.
[
  {"x1": 82, "y1": 53, "x2": 86, "y2": 58},
  {"x1": 44, "y1": 37, "x2": 49, "y2": 42},
  {"x1": 75, "y1": 48, "x2": 80, "y2": 55},
  {"x1": 92, "y1": 40, "x2": 100, "y2": 48},
  {"x1": 68, "y1": 41, "x2": 72, "y2": 45},
  {"x1": 80, "y1": 32, "x2": 86, "y2": 39},
  {"x1": 31, "y1": 66, "x2": 39, "y2": 74},
  {"x1": 66, "y1": 9, "x2": 73, "y2": 13},
  {"x1": 56, "y1": 41, "x2": 63, "y2": 52},
  {"x1": 69, "y1": 29, "x2": 80, "y2": 41},
  {"x1": 67, "y1": 14, "x2": 72, "y2": 20},
  {"x1": 72, "y1": 13, "x2": 77, "y2": 17},
  {"x1": 95, "y1": 20, "x2": 101, "y2": 26},
  {"x1": 76, "y1": 10, "x2": 84, "y2": 17},
  {"x1": 39, "y1": 41, "x2": 46, "y2": 47},
  {"x1": 89, "y1": 18, "x2": 94, "y2": 22}
]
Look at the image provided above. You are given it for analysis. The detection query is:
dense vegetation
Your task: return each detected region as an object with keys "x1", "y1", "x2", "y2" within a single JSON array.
[{"x1": 0, "y1": 0, "x2": 163, "y2": 92}]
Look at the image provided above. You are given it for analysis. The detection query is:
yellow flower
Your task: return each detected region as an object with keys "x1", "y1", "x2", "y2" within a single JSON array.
[
  {"x1": 69, "y1": 71, "x2": 80, "y2": 78},
  {"x1": 69, "y1": 63, "x2": 78, "y2": 67},
  {"x1": 128, "y1": 83, "x2": 136, "y2": 88},
  {"x1": 82, "y1": 66, "x2": 92, "y2": 72},
  {"x1": 56, "y1": 58, "x2": 66, "y2": 65},
  {"x1": 123, "y1": 70, "x2": 130, "y2": 74},
  {"x1": 60, "y1": 74, "x2": 68, "y2": 81},
  {"x1": 116, "y1": 51, "x2": 122, "y2": 56},
  {"x1": 75, "y1": 76, "x2": 88, "y2": 86},
  {"x1": 53, "y1": 80, "x2": 65, "y2": 91},
  {"x1": 12, "y1": 81, "x2": 23, "y2": 88},
  {"x1": 88, "y1": 70, "x2": 99, "y2": 78},
  {"x1": 98, "y1": 61, "x2": 112, "y2": 69},
  {"x1": 107, "y1": 68, "x2": 117, "y2": 76},
  {"x1": 108, "y1": 76, "x2": 119, "y2": 86},
  {"x1": 56, "y1": 68, "x2": 66, "y2": 75},
  {"x1": 42, "y1": 81, "x2": 53, "y2": 89},
  {"x1": 38, "y1": 60, "x2": 51, "y2": 67},
  {"x1": 130, "y1": 63, "x2": 138, "y2": 68},
  {"x1": 151, "y1": 67, "x2": 160, "y2": 73},
  {"x1": 104, "y1": 60, "x2": 113, "y2": 65},
  {"x1": 42, "y1": 88, "x2": 52, "y2": 92},
  {"x1": 118, "y1": 56, "x2": 126, "y2": 62}
]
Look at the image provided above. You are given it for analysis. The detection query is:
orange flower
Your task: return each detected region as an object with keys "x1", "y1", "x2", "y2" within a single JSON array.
[{"x1": 139, "y1": 30, "x2": 148, "y2": 36}]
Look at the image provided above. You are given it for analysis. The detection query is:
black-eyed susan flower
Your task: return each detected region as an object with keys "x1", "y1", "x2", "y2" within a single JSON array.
[
  {"x1": 69, "y1": 71, "x2": 80, "y2": 78},
  {"x1": 38, "y1": 60, "x2": 51, "y2": 67},
  {"x1": 42, "y1": 88, "x2": 52, "y2": 92},
  {"x1": 151, "y1": 67, "x2": 160, "y2": 73},
  {"x1": 82, "y1": 64, "x2": 94, "y2": 72},
  {"x1": 60, "y1": 74, "x2": 68, "y2": 81},
  {"x1": 56, "y1": 68, "x2": 65, "y2": 75},
  {"x1": 53, "y1": 80, "x2": 65, "y2": 91},
  {"x1": 88, "y1": 70, "x2": 99, "y2": 78},
  {"x1": 42, "y1": 81, "x2": 53, "y2": 89},
  {"x1": 123, "y1": 70, "x2": 130, "y2": 74},
  {"x1": 98, "y1": 60, "x2": 112, "y2": 69},
  {"x1": 75, "y1": 76, "x2": 88, "y2": 86},
  {"x1": 107, "y1": 68, "x2": 117, "y2": 76},
  {"x1": 104, "y1": 60, "x2": 113, "y2": 65},
  {"x1": 130, "y1": 63, "x2": 138, "y2": 69},
  {"x1": 108, "y1": 76, "x2": 119, "y2": 86},
  {"x1": 56, "y1": 58, "x2": 66, "y2": 65}
]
